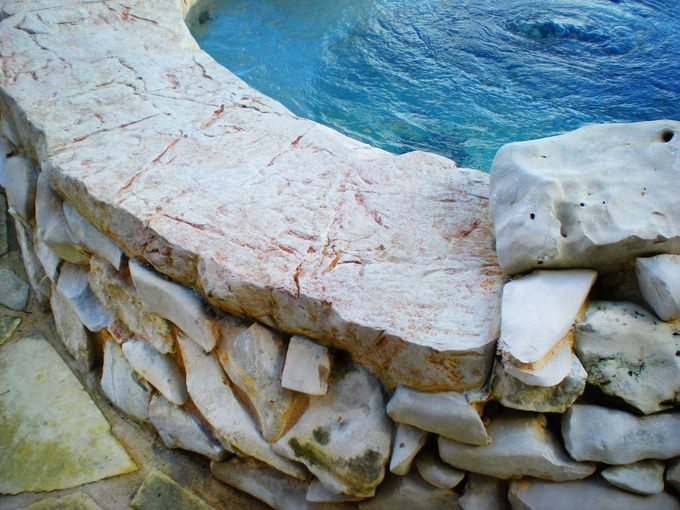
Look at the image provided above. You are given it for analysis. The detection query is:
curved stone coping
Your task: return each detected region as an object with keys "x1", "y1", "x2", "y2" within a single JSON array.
[{"x1": 0, "y1": 0, "x2": 502, "y2": 391}]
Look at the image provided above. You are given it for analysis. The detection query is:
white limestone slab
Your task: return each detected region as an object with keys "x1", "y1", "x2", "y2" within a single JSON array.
[
  {"x1": 57, "y1": 263, "x2": 110, "y2": 332},
  {"x1": 282, "y1": 335, "x2": 331, "y2": 396},
  {"x1": 4, "y1": 154, "x2": 38, "y2": 222},
  {"x1": 415, "y1": 449, "x2": 465, "y2": 490},
  {"x1": 101, "y1": 340, "x2": 152, "y2": 421},
  {"x1": 503, "y1": 341, "x2": 574, "y2": 387},
  {"x1": 63, "y1": 202, "x2": 123, "y2": 270},
  {"x1": 636, "y1": 254, "x2": 680, "y2": 321},
  {"x1": 35, "y1": 238, "x2": 62, "y2": 282},
  {"x1": 14, "y1": 219, "x2": 50, "y2": 301},
  {"x1": 50, "y1": 283, "x2": 96, "y2": 368},
  {"x1": 601, "y1": 460, "x2": 665, "y2": 496},
  {"x1": 389, "y1": 423, "x2": 427, "y2": 476}
]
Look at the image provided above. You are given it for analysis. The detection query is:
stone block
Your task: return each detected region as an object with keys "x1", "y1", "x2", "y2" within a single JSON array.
[
  {"x1": 57, "y1": 263, "x2": 110, "y2": 332},
  {"x1": 636, "y1": 254, "x2": 680, "y2": 321},
  {"x1": 282, "y1": 335, "x2": 331, "y2": 396},
  {"x1": 601, "y1": 460, "x2": 665, "y2": 496}
]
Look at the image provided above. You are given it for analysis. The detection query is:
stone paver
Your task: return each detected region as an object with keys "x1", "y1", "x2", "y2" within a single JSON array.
[{"x1": 130, "y1": 470, "x2": 216, "y2": 510}]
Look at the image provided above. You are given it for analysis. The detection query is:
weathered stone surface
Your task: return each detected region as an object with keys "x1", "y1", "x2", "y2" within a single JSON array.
[
  {"x1": 282, "y1": 334, "x2": 331, "y2": 396},
  {"x1": 459, "y1": 474, "x2": 509, "y2": 510},
  {"x1": 358, "y1": 472, "x2": 459, "y2": 510},
  {"x1": 306, "y1": 480, "x2": 364, "y2": 503},
  {"x1": 386, "y1": 386, "x2": 489, "y2": 445},
  {"x1": 0, "y1": 193, "x2": 8, "y2": 256},
  {"x1": 439, "y1": 412, "x2": 596, "y2": 481},
  {"x1": 0, "y1": 334, "x2": 136, "y2": 494},
  {"x1": 217, "y1": 322, "x2": 307, "y2": 442},
  {"x1": 23, "y1": 493, "x2": 103, "y2": 510},
  {"x1": 389, "y1": 423, "x2": 427, "y2": 476},
  {"x1": 574, "y1": 301, "x2": 680, "y2": 414},
  {"x1": 491, "y1": 353, "x2": 586, "y2": 413},
  {"x1": 130, "y1": 469, "x2": 216, "y2": 510},
  {"x1": 508, "y1": 476, "x2": 680, "y2": 510},
  {"x1": 14, "y1": 219, "x2": 50, "y2": 300},
  {"x1": 563, "y1": 405, "x2": 680, "y2": 464},
  {"x1": 51, "y1": 284, "x2": 96, "y2": 367},
  {"x1": 130, "y1": 259, "x2": 219, "y2": 352},
  {"x1": 490, "y1": 120, "x2": 680, "y2": 275},
  {"x1": 0, "y1": 115, "x2": 18, "y2": 150},
  {"x1": 122, "y1": 338, "x2": 187, "y2": 405},
  {"x1": 63, "y1": 202, "x2": 123, "y2": 270},
  {"x1": 667, "y1": 458, "x2": 680, "y2": 492},
  {"x1": 178, "y1": 333, "x2": 305, "y2": 478},
  {"x1": 4, "y1": 154, "x2": 38, "y2": 221},
  {"x1": 35, "y1": 238, "x2": 62, "y2": 282},
  {"x1": 101, "y1": 340, "x2": 152, "y2": 421},
  {"x1": 637, "y1": 254, "x2": 680, "y2": 321},
  {"x1": 148, "y1": 394, "x2": 227, "y2": 460},
  {"x1": 0, "y1": 315, "x2": 21, "y2": 345},
  {"x1": 503, "y1": 341, "x2": 574, "y2": 387},
  {"x1": 89, "y1": 257, "x2": 174, "y2": 353},
  {"x1": 57, "y1": 263, "x2": 110, "y2": 332},
  {"x1": 415, "y1": 449, "x2": 465, "y2": 490},
  {"x1": 601, "y1": 460, "x2": 665, "y2": 495},
  {"x1": 498, "y1": 270, "x2": 596, "y2": 368},
  {"x1": 275, "y1": 362, "x2": 392, "y2": 497},
  {"x1": 0, "y1": 267, "x2": 29, "y2": 311}
]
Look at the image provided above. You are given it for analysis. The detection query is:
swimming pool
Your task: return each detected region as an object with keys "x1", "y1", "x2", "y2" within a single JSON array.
[{"x1": 189, "y1": 0, "x2": 680, "y2": 171}]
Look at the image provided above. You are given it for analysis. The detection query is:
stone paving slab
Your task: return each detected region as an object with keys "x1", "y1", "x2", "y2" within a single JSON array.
[
  {"x1": 22, "y1": 493, "x2": 103, "y2": 510},
  {"x1": 130, "y1": 470, "x2": 216, "y2": 510}
]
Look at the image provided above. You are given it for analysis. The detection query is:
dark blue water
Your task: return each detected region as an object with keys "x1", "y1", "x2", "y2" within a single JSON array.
[{"x1": 189, "y1": 0, "x2": 680, "y2": 171}]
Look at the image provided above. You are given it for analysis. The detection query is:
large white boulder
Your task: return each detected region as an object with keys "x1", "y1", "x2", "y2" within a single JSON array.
[{"x1": 636, "y1": 254, "x2": 680, "y2": 321}]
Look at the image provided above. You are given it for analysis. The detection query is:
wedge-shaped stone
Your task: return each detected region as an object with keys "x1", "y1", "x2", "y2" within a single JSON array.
[
  {"x1": 89, "y1": 257, "x2": 174, "y2": 353},
  {"x1": 14, "y1": 219, "x2": 50, "y2": 300},
  {"x1": 358, "y1": 472, "x2": 459, "y2": 510},
  {"x1": 217, "y1": 322, "x2": 308, "y2": 442},
  {"x1": 130, "y1": 469, "x2": 216, "y2": 510},
  {"x1": 101, "y1": 341, "x2": 152, "y2": 421},
  {"x1": 667, "y1": 458, "x2": 680, "y2": 492},
  {"x1": 498, "y1": 270, "x2": 596, "y2": 368},
  {"x1": 508, "y1": 476, "x2": 680, "y2": 510},
  {"x1": 0, "y1": 267, "x2": 29, "y2": 311},
  {"x1": 306, "y1": 480, "x2": 364, "y2": 503},
  {"x1": 130, "y1": 259, "x2": 219, "y2": 351},
  {"x1": 122, "y1": 338, "x2": 187, "y2": 405},
  {"x1": 637, "y1": 254, "x2": 680, "y2": 321},
  {"x1": 491, "y1": 353, "x2": 586, "y2": 413},
  {"x1": 490, "y1": 120, "x2": 680, "y2": 275},
  {"x1": 4, "y1": 154, "x2": 38, "y2": 222},
  {"x1": 562, "y1": 405, "x2": 680, "y2": 464},
  {"x1": 0, "y1": 335, "x2": 136, "y2": 494},
  {"x1": 574, "y1": 301, "x2": 680, "y2": 414},
  {"x1": 275, "y1": 363, "x2": 392, "y2": 497},
  {"x1": 386, "y1": 386, "x2": 489, "y2": 445},
  {"x1": 389, "y1": 424, "x2": 427, "y2": 475},
  {"x1": 282, "y1": 335, "x2": 331, "y2": 396},
  {"x1": 503, "y1": 340, "x2": 574, "y2": 387},
  {"x1": 35, "y1": 238, "x2": 62, "y2": 282},
  {"x1": 460, "y1": 474, "x2": 509, "y2": 510},
  {"x1": 51, "y1": 284, "x2": 96, "y2": 368},
  {"x1": 439, "y1": 412, "x2": 595, "y2": 481},
  {"x1": 415, "y1": 449, "x2": 465, "y2": 490},
  {"x1": 57, "y1": 263, "x2": 110, "y2": 332},
  {"x1": 601, "y1": 460, "x2": 665, "y2": 495},
  {"x1": 23, "y1": 493, "x2": 103, "y2": 510},
  {"x1": 178, "y1": 334, "x2": 305, "y2": 478},
  {"x1": 149, "y1": 394, "x2": 227, "y2": 461},
  {"x1": 64, "y1": 202, "x2": 123, "y2": 270}
]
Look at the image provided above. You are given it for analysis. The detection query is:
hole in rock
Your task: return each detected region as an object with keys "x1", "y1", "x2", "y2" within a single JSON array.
[{"x1": 661, "y1": 129, "x2": 675, "y2": 143}]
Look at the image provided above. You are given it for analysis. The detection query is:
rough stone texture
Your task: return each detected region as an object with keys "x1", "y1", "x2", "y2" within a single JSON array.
[
  {"x1": 491, "y1": 354, "x2": 587, "y2": 413},
  {"x1": 4, "y1": 154, "x2": 37, "y2": 222},
  {"x1": 275, "y1": 362, "x2": 392, "y2": 497},
  {"x1": 0, "y1": 193, "x2": 8, "y2": 256},
  {"x1": 57, "y1": 263, "x2": 110, "y2": 332},
  {"x1": 503, "y1": 341, "x2": 574, "y2": 387},
  {"x1": 0, "y1": 316, "x2": 21, "y2": 345},
  {"x1": 35, "y1": 238, "x2": 62, "y2": 282},
  {"x1": 22, "y1": 493, "x2": 103, "y2": 510},
  {"x1": 459, "y1": 474, "x2": 509, "y2": 510},
  {"x1": 637, "y1": 254, "x2": 680, "y2": 321},
  {"x1": 386, "y1": 386, "x2": 489, "y2": 445},
  {"x1": 562, "y1": 404, "x2": 680, "y2": 464},
  {"x1": 439, "y1": 412, "x2": 596, "y2": 481},
  {"x1": 101, "y1": 340, "x2": 152, "y2": 421},
  {"x1": 64, "y1": 202, "x2": 123, "y2": 270},
  {"x1": 358, "y1": 473, "x2": 459, "y2": 510},
  {"x1": 0, "y1": 334, "x2": 136, "y2": 494},
  {"x1": 130, "y1": 259, "x2": 219, "y2": 352},
  {"x1": 51, "y1": 283, "x2": 97, "y2": 368},
  {"x1": 490, "y1": 120, "x2": 680, "y2": 275},
  {"x1": 89, "y1": 256, "x2": 174, "y2": 353},
  {"x1": 148, "y1": 394, "x2": 227, "y2": 461},
  {"x1": 282, "y1": 334, "x2": 331, "y2": 396},
  {"x1": 574, "y1": 301, "x2": 680, "y2": 415},
  {"x1": 389, "y1": 424, "x2": 427, "y2": 476},
  {"x1": 306, "y1": 481, "x2": 364, "y2": 503},
  {"x1": 0, "y1": 267, "x2": 29, "y2": 310},
  {"x1": 414, "y1": 449, "x2": 465, "y2": 490},
  {"x1": 122, "y1": 338, "x2": 188, "y2": 405},
  {"x1": 667, "y1": 458, "x2": 680, "y2": 492},
  {"x1": 130, "y1": 469, "x2": 216, "y2": 510},
  {"x1": 601, "y1": 460, "x2": 665, "y2": 496},
  {"x1": 14, "y1": 219, "x2": 50, "y2": 300},
  {"x1": 508, "y1": 476, "x2": 680, "y2": 510},
  {"x1": 178, "y1": 333, "x2": 305, "y2": 478},
  {"x1": 216, "y1": 322, "x2": 308, "y2": 442}
]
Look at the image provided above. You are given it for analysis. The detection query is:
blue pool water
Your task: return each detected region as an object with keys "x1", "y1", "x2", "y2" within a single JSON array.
[{"x1": 189, "y1": 0, "x2": 680, "y2": 171}]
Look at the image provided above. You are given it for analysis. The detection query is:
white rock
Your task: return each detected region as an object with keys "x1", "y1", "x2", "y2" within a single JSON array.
[
  {"x1": 306, "y1": 480, "x2": 364, "y2": 503},
  {"x1": 503, "y1": 341, "x2": 574, "y2": 387},
  {"x1": 177, "y1": 333, "x2": 305, "y2": 478},
  {"x1": 415, "y1": 449, "x2": 465, "y2": 490},
  {"x1": 130, "y1": 259, "x2": 219, "y2": 352},
  {"x1": 14, "y1": 218, "x2": 50, "y2": 300},
  {"x1": 386, "y1": 386, "x2": 489, "y2": 445},
  {"x1": 35, "y1": 238, "x2": 62, "y2": 282},
  {"x1": 389, "y1": 424, "x2": 427, "y2": 476},
  {"x1": 601, "y1": 460, "x2": 665, "y2": 496},
  {"x1": 636, "y1": 254, "x2": 680, "y2": 321},
  {"x1": 4, "y1": 155, "x2": 38, "y2": 222},
  {"x1": 490, "y1": 120, "x2": 680, "y2": 275},
  {"x1": 574, "y1": 301, "x2": 680, "y2": 414},
  {"x1": 148, "y1": 394, "x2": 227, "y2": 461},
  {"x1": 667, "y1": 458, "x2": 680, "y2": 492},
  {"x1": 498, "y1": 270, "x2": 596, "y2": 368},
  {"x1": 63, "y1": 202, "x2": 123, "y2": 270},
  {"x1": 459, "y1": 474, "x2": 509, "y2": 510},
  {"x1": 275, "y1": 362, "x2": 392, "y2": 497},
  {"x1": 358, "y1": 472, "x2": 459, "y2": 510},
  {"x1": 282, "y1": 335, "x2": 331, "y2": 396},
  {"x1": 508, "y1": 476, "x2": 680, "y2": 510},
  {"x1": 439, "y1": 412, "x2": 596, "y2": 481},
  {"x1": 562, "y1": 404, "x2": 680, "y2": 464},
  {"x1": 101, "y1": 340, "x2": 151, "y2": 421},
  {"x1": 122, "y1": 338, "x2": 187, "y2": 405},
  {"x1": 57, "y1": 263, "x2": 110, "y2": 332},
  {"x1": 50, "y1": 284, "x2": 96, "y2": 368},
  {"x1": 216, "y1": 322, "x2": 308, "y2": 442}
]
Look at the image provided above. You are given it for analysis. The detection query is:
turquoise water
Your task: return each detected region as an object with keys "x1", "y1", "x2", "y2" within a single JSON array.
[{"x1": 189, "y1": 0, "x2": 680, "y2": 171}]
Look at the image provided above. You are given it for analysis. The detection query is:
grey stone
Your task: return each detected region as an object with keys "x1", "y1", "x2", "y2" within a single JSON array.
[
  {"x1": 57, "y1": 263, "x2": 110, "y2": 332},
  {"x1": 666, "y1": 458, "x2": 680, "y2": 492},
  {"x1": 386, "y1": 386, "x2": 489, "y2": 445},
  {"x1": 216, "y1": 322, "x2": 308, "y2": 442},
  {"x1": 574, "y1": 301, "x2": 680, "y2": 414},
  {"x1": 562, "y1": 404, "x2": 680, "y2": 464},
  {"x1": 601, "y1": 460, "x2": 665, "y2": 495},
  {"x1": 63, "y1": 202, "x2": 123, "y2": 270},
  {"x1": 51, "y1": 284, "x2": 97, "y2": 368},
  {"x1": 490, "y1": 120, "x2": 680, "y2": 275},
  {"x1": 0, "y1": 193, "x2": 7, "y2": 256},
  {"x1": 507, "y1": 476, "x2": 680, "y2": 510},
  {"x1": 14, "y1": 219, "x2": 50, "y2": 300},
  {"x1": 358, "y1": 472, "x2": 459, "y2": 510},
  {"x1": 0, "y1": 267, "x2": 29, "y2": 311},
  {"x1": 637, "y1": 254, "x2": 680, "y2": 321},
  {"x1": 275, "y1": 363, "x2": 392, "y2": 497},
  {"x1": 459, "y1": 474, "x2": 509, "y2": 510},
  {"x1": 415, "y1": 449, "x2": 465, "y2": 490},
  {"x1": 35, "y1": 238, "x2": 62, "y2": 282},
  {"x1": 306, "y1": 480, "x2": 364, "y2": 503},
  {"x1": 389, "y1": 423, "x2": 427, "y2": 476},
  {"x1": 282, "y1": 334, "x2": 331, "y2": 396},
  {"x1": 101, "y1": 340, "x2": 152, "y2": 421},
  {"x1": 130, "y1": 469, "x2": 216, "y2": 510},
  {"x1": 4, "y1": 154, "x2": 38, "y2": 222},
  {"x1": 439, "y1": 412, "x2": 595, "y2": 481}
]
